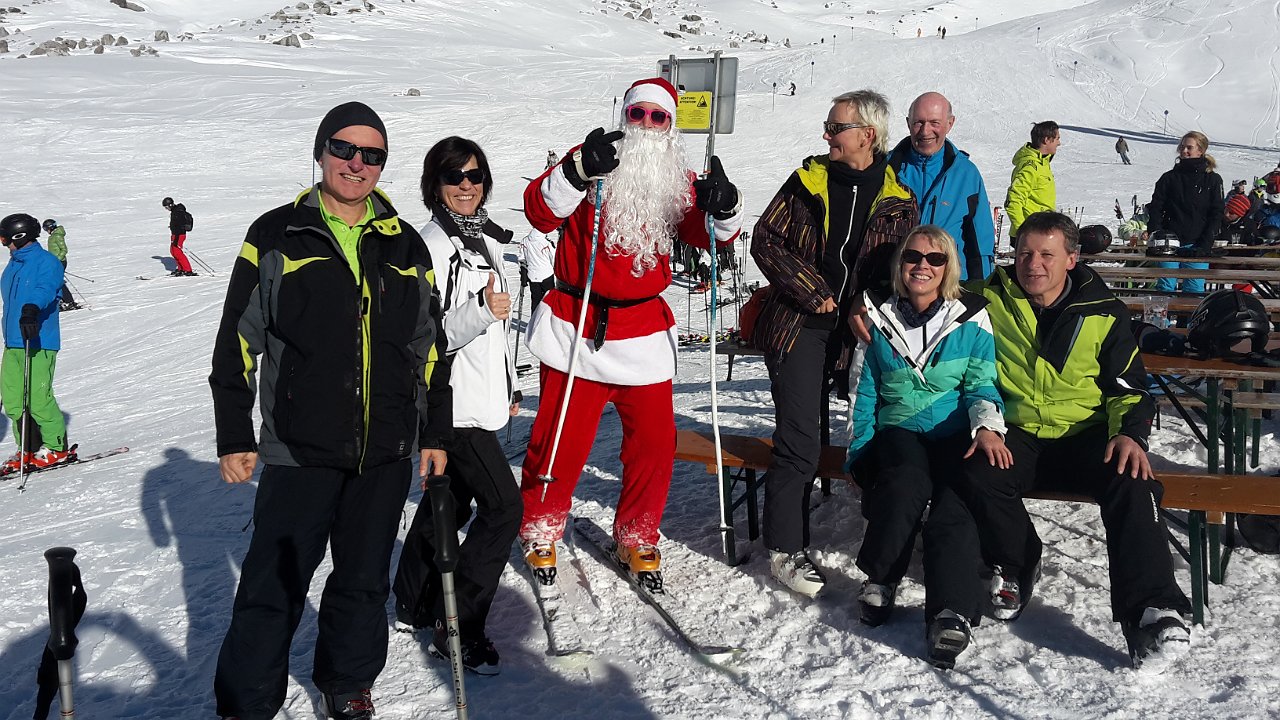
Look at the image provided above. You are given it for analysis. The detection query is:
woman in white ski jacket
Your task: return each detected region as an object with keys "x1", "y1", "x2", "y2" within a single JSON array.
[
  {"x1": 391, "y1": 136, "x2": 520, "y2": 676},
  {"x1": 845, "y1": 224, "x2": 1009, "y2": 669}
]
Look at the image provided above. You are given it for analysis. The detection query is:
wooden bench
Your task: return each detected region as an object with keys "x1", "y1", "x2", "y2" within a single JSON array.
[{"x1": 675, "y1": 429, "x2": 1280, "y2": 625}]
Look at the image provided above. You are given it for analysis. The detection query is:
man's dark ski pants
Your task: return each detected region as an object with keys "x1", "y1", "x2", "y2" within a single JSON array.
[{"x1": 214, "y1": 459, "x2": 411, "y2": 720}]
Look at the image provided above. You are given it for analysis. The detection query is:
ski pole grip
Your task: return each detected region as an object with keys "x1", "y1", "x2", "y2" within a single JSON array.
[
  {"x1": 427, "y1": 475, "x2": 460, "y2": 573},
  {"x1": 44, "y1": 547, "x2": 79, "y2": 661}
]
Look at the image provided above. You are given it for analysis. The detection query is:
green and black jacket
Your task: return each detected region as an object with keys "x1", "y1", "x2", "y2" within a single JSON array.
[
  {"x1": 209, "y1": 186, "x2": 452, "y2": 470},
  {"x1": 980, "y1": 263, "x2": 1153, "y2": 447}
]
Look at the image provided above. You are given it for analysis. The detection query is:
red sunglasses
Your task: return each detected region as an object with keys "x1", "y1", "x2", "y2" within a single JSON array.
[{"x1": 625, "y1": 105, "x2": 671, "y2": 125}]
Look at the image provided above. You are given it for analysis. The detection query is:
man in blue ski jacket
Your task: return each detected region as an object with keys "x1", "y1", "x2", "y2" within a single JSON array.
[{"x1": 888, "y1": 92, "x2": 997, "y2": 281}]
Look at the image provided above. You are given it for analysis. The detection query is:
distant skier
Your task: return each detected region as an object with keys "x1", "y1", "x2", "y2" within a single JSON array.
[
  {"x1": 42, "y1": 219, "x2": 80, "y2": 311},
  {"x1": 161, "y1": 196, "x2": 196, "y2": 276},
  {"x1": 0, "y1": 214, "x2": 73, "y2": 474},
  {"x1": 941, "y1": 26, "x2": 947, "y2": 39},
  {"x1": 1115, "y1": 136, "x2": 1131, "y2": 165},
  {"x1": 546, "y1": 149, "x2": 559, "y2": 168},
  {"x1": 789, "y1": 82, "x2": 796, "y2": 96}
]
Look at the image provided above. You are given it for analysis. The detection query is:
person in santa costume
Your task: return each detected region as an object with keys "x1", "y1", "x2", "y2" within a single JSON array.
[{"x1": 519, "y1": 77, "x2": 744, "y2": 589}]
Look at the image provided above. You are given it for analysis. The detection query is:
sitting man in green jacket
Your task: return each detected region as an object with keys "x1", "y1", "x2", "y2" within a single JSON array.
[
  {"x1": 958, "y1": 211, "x2": 1190, "y2": 674},
  {"x1": 1004, "y1": 121, "x2": 1059, "y2": 240}
]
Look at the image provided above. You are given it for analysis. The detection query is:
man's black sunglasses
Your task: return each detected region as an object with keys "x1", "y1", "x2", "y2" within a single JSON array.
[
  {"x1": 326, "y1": 138, "x2": 388, "y2": 166},
  {"x1": 441, "y1": 168, "x2": 485, "y2": 186}
]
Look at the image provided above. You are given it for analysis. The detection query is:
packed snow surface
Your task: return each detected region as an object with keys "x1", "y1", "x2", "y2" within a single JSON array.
[{"x1": 1, "y1": 0, "x2": 1278, "y2": 718}]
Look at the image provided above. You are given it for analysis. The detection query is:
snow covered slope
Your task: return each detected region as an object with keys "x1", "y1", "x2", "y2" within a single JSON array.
[{"x1": 1, "y1": 0, "x2": 1278, "y2": 718}]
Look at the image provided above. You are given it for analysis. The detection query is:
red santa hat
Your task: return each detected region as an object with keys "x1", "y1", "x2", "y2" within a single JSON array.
[{"x1": 622, "y1": 77, "x2": 679, "y2": 121}]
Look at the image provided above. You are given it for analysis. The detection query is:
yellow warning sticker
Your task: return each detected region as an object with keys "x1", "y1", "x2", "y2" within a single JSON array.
[{"x1": 676, "y1": 92, "x2": 712, "y2": 130}]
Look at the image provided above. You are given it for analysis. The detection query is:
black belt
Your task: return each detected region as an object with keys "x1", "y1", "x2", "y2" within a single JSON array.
[{"x1": 555, "y1": 280, "x2": 659, "y2": 350}]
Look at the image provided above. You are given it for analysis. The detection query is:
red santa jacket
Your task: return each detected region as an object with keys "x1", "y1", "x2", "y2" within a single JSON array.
[{"x1": 523, "y1": 151, "x2": 742, "y2": 385}]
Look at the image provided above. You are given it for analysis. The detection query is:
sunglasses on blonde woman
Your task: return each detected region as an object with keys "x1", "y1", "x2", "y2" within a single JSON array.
[{"x1": 901, "y1": 249, "x2": 948, "y2": 267}]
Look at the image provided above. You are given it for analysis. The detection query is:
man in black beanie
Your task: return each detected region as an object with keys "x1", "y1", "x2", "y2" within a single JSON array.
[{"x1": 210, "y1": 101, "x2": 451, "y2": 720}]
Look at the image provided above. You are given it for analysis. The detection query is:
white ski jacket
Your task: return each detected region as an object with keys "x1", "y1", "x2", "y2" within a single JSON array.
[{"x1": 421, "y1": 215, "x2": 517, "y2": 431}]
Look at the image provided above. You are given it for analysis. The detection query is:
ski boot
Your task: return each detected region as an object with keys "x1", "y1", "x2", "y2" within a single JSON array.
[
  {"x1": 28, "y1": 446, "x2": 76, "y2": 470},
  {"x1": 522, "y1": 539, "x2": 557, "y2": 585},
  {"x1": 615, "y1": 542, "x2": 663, "y2": 594},
  {"x1": 321, "y1": 689, "x2": 373, "y2": 720}
]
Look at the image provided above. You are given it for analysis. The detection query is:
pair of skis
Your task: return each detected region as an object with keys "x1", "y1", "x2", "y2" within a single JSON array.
[
  {"x1": 0, "y1": 445, "x2": 131, "y2": 492},
  {"x1": 523, "y1": 516, "x2": 742, "y2": 665}
]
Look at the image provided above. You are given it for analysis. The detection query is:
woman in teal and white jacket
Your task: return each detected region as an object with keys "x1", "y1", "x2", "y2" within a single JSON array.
[{"x1": 845, "y1": 224, "x2": 1009, "y2": 670}]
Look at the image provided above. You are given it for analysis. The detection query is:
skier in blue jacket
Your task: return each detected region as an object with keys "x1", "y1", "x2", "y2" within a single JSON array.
[
  {"x1": 888, "y1": 92, "x2": 997, "y2": 281},
  {"x1": 0, "y1": 214, "x2": 72, "y2": 473}
]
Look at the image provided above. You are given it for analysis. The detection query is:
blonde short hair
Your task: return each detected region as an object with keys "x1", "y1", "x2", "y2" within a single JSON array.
[
  {"x1": 891, "y1": 224, "x2": 963, "y2": 301},
  {"x1": 831, "y1": 90, "x2": 891, "y2": 155}
]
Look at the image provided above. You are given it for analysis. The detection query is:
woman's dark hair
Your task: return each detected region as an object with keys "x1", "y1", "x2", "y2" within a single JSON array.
[{"x1": 420, "y1": 136, "x2": 493, "y2": 210}]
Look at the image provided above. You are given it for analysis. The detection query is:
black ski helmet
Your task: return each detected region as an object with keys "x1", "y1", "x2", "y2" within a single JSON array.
[
  {"x1": 42, "y1": 219, "x2": 57, "y2": 232},
  {"x1": 0, "y1": 214, "x2": 41, "y2": 247},
  {"x1": 1078, "y1": 225, "x2": 1113, "y2": 255},
  {"x1": 1256, "y1": 225, "x2": 1280, "y2": 246},
  {"x1": 162, "y1": 197, "x2": 175, "y2": 209},
  {"x1": 1145, "y1": 229, "x2": 1180, "y2": 257},
  {"x1": 1187, "y1": 289, "x2": 1272, "y2": 357}
]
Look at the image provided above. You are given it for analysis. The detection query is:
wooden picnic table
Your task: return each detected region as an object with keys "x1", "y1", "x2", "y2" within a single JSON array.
[
  {"x1": 1100, "y1": 244, "x2": 1265, "y2": 256},
  {"x1": 1092, "y1": 265, "x2": 1280, "y2": 283},
  {"x1": 1084, "y1": 252, "x2": 1280, "y2": 268},
  {"x1": 1142, "y1": 352, "x2": 1280, "y2": 591}
]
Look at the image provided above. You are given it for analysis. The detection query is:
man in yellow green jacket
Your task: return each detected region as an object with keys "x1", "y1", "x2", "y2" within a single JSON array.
[
  {"x1": 958, "y1": 211, "x2": 1191, "y2": 674},
  {"x1": 1004, "y1": 121, "x2": 1059, "y2": 239}
]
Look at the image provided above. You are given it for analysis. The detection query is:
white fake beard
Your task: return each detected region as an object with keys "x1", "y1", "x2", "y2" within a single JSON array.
[{"x1": 602, "y1": 123, "x2": 692, "y2": 277}]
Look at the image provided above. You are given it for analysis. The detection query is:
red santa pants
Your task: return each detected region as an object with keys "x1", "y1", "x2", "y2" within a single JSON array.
[{"x1": 520, "y1": 364, "x2": 674, "y2": 547}]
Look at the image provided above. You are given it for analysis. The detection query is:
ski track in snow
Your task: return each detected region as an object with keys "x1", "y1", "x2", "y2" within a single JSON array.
[{"x1": 2, "y1": 0, "x2": 1280, "y2": 718}]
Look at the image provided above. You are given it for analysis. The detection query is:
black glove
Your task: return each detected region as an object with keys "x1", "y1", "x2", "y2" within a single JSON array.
[
  {"x1": 693, "y1": 156, "x2": 740, "y2": 219},
  {"x1": 565, "y1": 128, "x2": 624, "y2": 190},
  {"x1": 19, "y1": 304, "x2": 39, "y2": 341}
]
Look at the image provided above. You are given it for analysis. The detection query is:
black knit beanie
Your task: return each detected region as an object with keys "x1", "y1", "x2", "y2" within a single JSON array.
[{"x1": 313, "y1": 101, "x2": 388, "y2": 161}]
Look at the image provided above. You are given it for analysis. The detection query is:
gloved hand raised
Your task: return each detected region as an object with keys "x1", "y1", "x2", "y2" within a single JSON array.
[
  {"x1": 693, "y1": 156, "x2": 740, "y2": 219},
  {"x1": 565, "y1": 128, "x2": 624, "y2": 190},
  {"x1": 19, "y1": 304, "x2": 40, "y2": 341}
]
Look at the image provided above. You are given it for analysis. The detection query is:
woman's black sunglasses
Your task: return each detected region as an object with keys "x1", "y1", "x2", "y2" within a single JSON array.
[
  {"x1": 326, "y1": 138, "x2": 388, "y2": 166},
  {"x1": 441, "y1": 168, "x2": 485, "y2": 186},
  {"x1": 901, "y1": 249, "x2": 948, "y2": 267}
]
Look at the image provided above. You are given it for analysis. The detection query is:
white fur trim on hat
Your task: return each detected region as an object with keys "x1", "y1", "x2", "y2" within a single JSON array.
[{"x1": 623, "y1": 78, "x2": 679, "y2": 120}]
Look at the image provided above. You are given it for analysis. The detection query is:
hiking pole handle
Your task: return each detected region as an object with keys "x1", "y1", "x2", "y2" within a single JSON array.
[
  {"x1": 45, "y1": 547, "x2": 80, "y2": 661},
  {"x1": 427, "y1": 475, "x2": 460, "y2": 574},
  {"x1": 45, "y1": 546, "x2": 79, "y2": 719}
]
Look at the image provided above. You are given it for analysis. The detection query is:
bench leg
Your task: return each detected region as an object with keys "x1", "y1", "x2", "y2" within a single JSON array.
[
  {"x1": 1206, "y1": 379, "x2": 1220, "y2": 473},
  {"x1": 726, "y1": 355, "x2": 735, "y2": 382},
  {"x1": 745, "y1": 469, "x2": 760, "y2": 543},
  {"x1": 719, "y1": 466, "x2": 739, "y2": 566},
  {"x1": 1188, "y1": 510, "x2": 1206, "y2": 626}
]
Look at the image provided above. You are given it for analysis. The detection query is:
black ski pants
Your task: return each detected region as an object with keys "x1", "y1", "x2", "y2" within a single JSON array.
[
  {"x1": 956, "y1": 423, "x2": 1190, "y2": 624},
  {"x1": 393, "y1": 428, "x2": 521, "y2": 640},
  {"x1": 763, "y1": 323, "x2": 841, "y2": 553},
  {"x1": 855, "y1": 427, "x2": 983, "y2": 622},
  {"x1": 214, "y1": 459, "x2": 411, "y2": 720}
]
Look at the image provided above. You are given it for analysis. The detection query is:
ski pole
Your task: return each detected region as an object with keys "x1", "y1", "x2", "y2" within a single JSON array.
[
  {"x1": 706, "y1": 206, "x2": 732, "y2": 561},
  {"x1": 426, "y1": 476, "x2": 468, "y2": 720},
  {"x1": 43, "y1": 546, "x2": 82, "y2": 719},
  {"x1": 64, "y1": 271, "x2": 95, "y2": 283},
  {"x1": 18, "y1": 338, "x2": 33, "y2": 491},
  {"x1": 538, "y1": 179, "x2": 604, "y2": 503},
  {"x1": 508, "y1": 268, "x2": 527, "y2": 445},
  {"x1": 186, "y1": 248, "x2": 217, "y2": 276}
]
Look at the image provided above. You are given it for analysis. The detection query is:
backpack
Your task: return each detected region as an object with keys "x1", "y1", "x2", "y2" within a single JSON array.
[
  {"x1": 175, "y1": 204, "x2": 193, "y2": 232},
  {"x1": 1236, "y1": 514, "x2": 1280, "y2": 554},
  {"x1": 738, "y1": 284, "x2": 771, "y2": 347}
]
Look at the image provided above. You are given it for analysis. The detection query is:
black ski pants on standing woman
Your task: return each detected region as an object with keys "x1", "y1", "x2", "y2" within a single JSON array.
[
  {"x1": 214, "y1": 459, "x2": 411, "y2": 720},
  {"x1": 854, "y1": 427, "x2": 983, "y2": 622},
  {"x1": 393, "y1": 427, "x2": 521, "y2": 640},
  {"x1": 763, "y1": 322, "x2": 842, "y2": 553}
]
